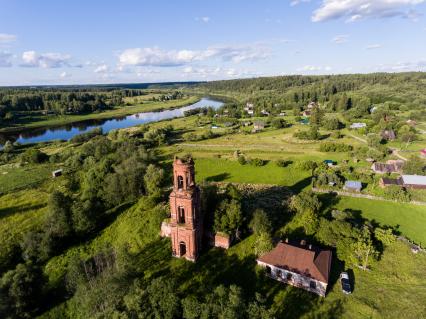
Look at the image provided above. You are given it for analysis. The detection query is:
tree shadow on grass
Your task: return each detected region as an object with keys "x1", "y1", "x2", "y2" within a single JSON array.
[
  {"x1": 204, "y1": 173, "x2": 231, "y2": 182},
  {"x1": 0, "y1": 203, "x2": 46, "y2": 221},
  {"x1": 289, "y1": 176, "x2": 313, "y2": 194}
]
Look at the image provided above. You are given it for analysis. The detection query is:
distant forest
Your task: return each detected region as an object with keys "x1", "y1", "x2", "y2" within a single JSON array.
[{"x1": 195, "y1": 72, "x2": 426, "y2": 120}]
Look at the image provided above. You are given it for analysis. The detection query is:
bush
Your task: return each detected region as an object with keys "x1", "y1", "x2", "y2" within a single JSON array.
[
  {"x1": 237, "y1": 155, "x2": 246, "y2": 165},
  {"x1": 294, "y1": 125, "x2": 321, "y2": 140},
  {"x1": 296, "y1": 160, "x2": 318, "y2": 171},
  {"x1": 271, "y1": 118, "x2": 287, "y2": 129},
  {"x1": 21, "y1": 149, "x2": 49, "y2": 164},
  {"x1": 70, "y1": 127, "x2": 103, "y2": 143},
  {"x1": 276, "y1": 160, "x2": 292, "y2": 167},
  {"x1": 383, "y1": 185, "x2": 411, "y2": 202},
  {"x1": 248, "y1": 158, "x2": 265, "y2": 167},
  {"x1": 319, "y1": 142, "x2": 353, "y2": 152}
]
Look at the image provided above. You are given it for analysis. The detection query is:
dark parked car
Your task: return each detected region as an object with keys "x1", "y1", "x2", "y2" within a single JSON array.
[{"x1": 340, "y1": 272, "x2": 352, "y2": 294}]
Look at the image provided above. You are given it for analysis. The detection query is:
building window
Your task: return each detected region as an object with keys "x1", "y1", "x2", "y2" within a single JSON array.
[
  {"x1": 276, "y1": 269, "x2": 282, "y2": 278},
  {"x1": 265, "y1": 266, "x2": 271, "y2": 274},
  {"x1": 286, "y1": 273, "x2": 292, "y2": 281},
  {"x1": 178, "y1": 206, "x2": 185, "y2": 224},
  {"x1": 177, "y1": 175, "x2": 184, "y2": 189},
  {"x1": 310, "y1": 281, "x2": 316, "y2": 290}
]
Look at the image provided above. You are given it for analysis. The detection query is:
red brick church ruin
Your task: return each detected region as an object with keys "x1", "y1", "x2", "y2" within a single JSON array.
[{"x1": 161, "y1": 156, "x2": 230, "y2": 261}]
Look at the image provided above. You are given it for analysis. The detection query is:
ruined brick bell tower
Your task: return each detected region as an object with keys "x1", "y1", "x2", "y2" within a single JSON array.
[{"x1": 169, "y1": 156, "x2": 203, "y2": 261}]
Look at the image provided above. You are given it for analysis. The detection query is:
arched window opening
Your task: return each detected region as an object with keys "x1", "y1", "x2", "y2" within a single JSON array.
[
  {"x1": 178, "y1": 206, "x2": 185, "y2": 224},
  {"x1": 179, "y1": 242, "x2": 186, "y2": 256},
  {"x1": 177, "y1": 175, "x2": 184, "y2": 190}
]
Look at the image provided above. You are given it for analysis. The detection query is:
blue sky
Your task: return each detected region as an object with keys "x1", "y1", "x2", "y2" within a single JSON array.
[{"x1": 0, "y1": 0, "x2": 426, "y2": 85}]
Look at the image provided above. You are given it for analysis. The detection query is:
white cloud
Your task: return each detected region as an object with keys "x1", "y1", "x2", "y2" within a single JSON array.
[
  {"x1": 118, "y1": 45, "x2": 270, "y2": 67},
  {"x1": 290, "y1": 0, "x2": 311, "y2": 6},
  {"x1": 94, "y1": 64, "x2": 109, "y2": 73},
  {"x1": 312, "y1": 0, "x2": 425, "y2": 22},
  {"x1": 332, "y1": 35, "x2": 349, "y2": 44},
  {"x1": 374, "y1": 60, "x2": 426, "y2": 71},
  {"x1": 195, "y1": 16, "x2": 210, "y2": 23},
  {"x1": 0, "y1": 33, "x2": 17, "y2": 43},
  {"x1": 366, "y1": 44, "x2": 382, "y2": 50},
  {"x1": 60, "y1": 71, "x2": 71, "y2": 78},
  {"x1": 21, "y1": 51, "x2": 72, "y2": 68},
  {"x1": 0, "y1": 51, "x2": 13, "y2": 67}
]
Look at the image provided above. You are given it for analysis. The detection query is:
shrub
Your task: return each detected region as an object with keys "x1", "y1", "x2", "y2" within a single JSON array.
[
  {"x1": 21, "y1": 149, "x2": 49, "y2": 164},
  {"x1": 383, "y1": 185, "x2": 411, "y2": 202},
  {"x1": 319, "y1": 142, "x2": 353, "y2": 152},
  {"x1": 248, "y1": 158, "x2": 265, "y2": 167},
  {"x1": 276, "y1": 160, "x2": 292, "y2": 167},
  {"x1": 237, "y1": 155, "x2": 246, "y2": 165},
  {"x1": 271, "y1": 118, "x2": 287, "y2": 129},
  {"x1": 296, "y1": 160, "x2": 318, "y2": 171},
  {"x1": 294, "y1": 125, "x2": 321, "y2": 140}
]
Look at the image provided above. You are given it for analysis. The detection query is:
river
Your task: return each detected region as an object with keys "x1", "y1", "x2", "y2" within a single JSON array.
[{"x1": 0, "y1": 98, "x2": 224, "y2": 146}]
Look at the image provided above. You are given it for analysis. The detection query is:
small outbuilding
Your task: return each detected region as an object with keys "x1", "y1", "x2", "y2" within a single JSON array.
[
  {"x1": 52, "y1": 169, "x2": 63, "y2": 178},
  {"x1": 343, "y1": 181, "x2": 362, "y2": 192},
  {"x1": 350, "y1": 123, "x2": 366, "y2": 129},
  {"x1": 253, "y1": 121, "x2": 265, "y2": 132}
]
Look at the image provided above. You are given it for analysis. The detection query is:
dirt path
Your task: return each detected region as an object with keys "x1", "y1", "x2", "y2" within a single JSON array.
[{"x1": 347, "y1": 133, "x2": 367, "y2": 144}]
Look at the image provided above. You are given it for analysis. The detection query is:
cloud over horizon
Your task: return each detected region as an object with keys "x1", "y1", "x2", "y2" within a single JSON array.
[
  {"x1": 118, "y1": 45, "x2": 270, "y2": 67},
  {"x1": 312, "y1": 0, "x2": 425, "y2": 22}
]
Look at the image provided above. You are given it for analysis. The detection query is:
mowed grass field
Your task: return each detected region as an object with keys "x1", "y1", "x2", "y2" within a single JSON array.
[{"x1": 332, "y1": 196, "x2": 426, "y2": 245}]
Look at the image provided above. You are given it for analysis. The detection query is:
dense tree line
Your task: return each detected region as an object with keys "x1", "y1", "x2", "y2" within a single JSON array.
[{"x1": 0, "y1": 87, "x2": 151, "y2": 123}]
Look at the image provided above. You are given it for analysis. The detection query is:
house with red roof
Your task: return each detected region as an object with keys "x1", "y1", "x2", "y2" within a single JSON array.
[{"x1": 257, "y1": 240, "x2": 332, "y2": 297}]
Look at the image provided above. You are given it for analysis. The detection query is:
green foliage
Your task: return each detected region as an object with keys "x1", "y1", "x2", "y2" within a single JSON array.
[
  {"x1": 237, "y1": 155, "x2": 247, "y2": 165},
  {"x1": 319, "y1": 142, "x2": 353, "y2": 152},
  {"x1": 296, "y1": 160, "x2": 318, "y2": 171},
  {"x1": 0, "y1": 262, "x2": 46, "y2": 319},
  {"x1": 249, "y1": 209, "x2": 272, "y2": 235},
  {"x1": 20, "y1": 149, "x2": 49, "y2": 164},
  {"x1": 248, "y1": 158, "x2": 265, "y2": 167},
  {"x1": 383, "y1": 185, "x2": 411, "y2": 202},
  {"x1": 70, "y1": 127, "x2": 103, "y2": 144},
  {"x1": 144, "y1": 164, "x2": 165, "y2": 198},
  {"x1": 322, "y1": 116, "x2": 342, "y2": 130},
  {"x1": 271, "y1": 118, "x2": 287, "y2": 129},
  {"x1": 294, "y1": 125, "x2": 321, "y2": 140},
  {"x1": 214, "y1": 199, "x2": 243, "y2": 236},
  {"x1": 403, "y1": 156, "x2": 426, "y2": 175},
  {"x1": 3, "y1": 140, "x2": 14, "y2": 153},
  {"x1": 374, "y1": 228, "x2": 396, "y2": 246},
  {"x1": 253, "y1": 232, "x2": 273, "y2": 256}
]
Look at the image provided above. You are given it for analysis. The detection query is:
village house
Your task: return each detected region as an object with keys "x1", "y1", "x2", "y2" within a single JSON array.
[
  {"x1": 371, "y1": 160, "x2": 404, "y2": 174},
  {"x1": 401, "y1": 175, "x2": 426, "y2": 190},
  {"x1": 350, "y1": 122, "x2": 367, "y2": 129},
  {"x1": 343, "y1": 180, "x2": 362, "y2": 192},
  {"x1": 379, "y1": 177, "x2": 403, "y2": 188},
  {"x1": 381, "y1": 129, "x2": 396, "y2": 141},
  {"x1": 257, "y1": 240, "x2": 332, "y2": 297},
  {"x1": 244, "y1": 103, "x2": 254, "y2": 116},
  {"x1": 261, "y1": 109, "x2": 270, "y2": 116},
  {"x1": 253, "y1": 121, "x2": 265, "y2": 132},
  {"x1": 379, "y1": 175, "x2": 426, "y2": 189},
  {"x1": 279, "y1": 111, "x2": 286, "y2": 116}
]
